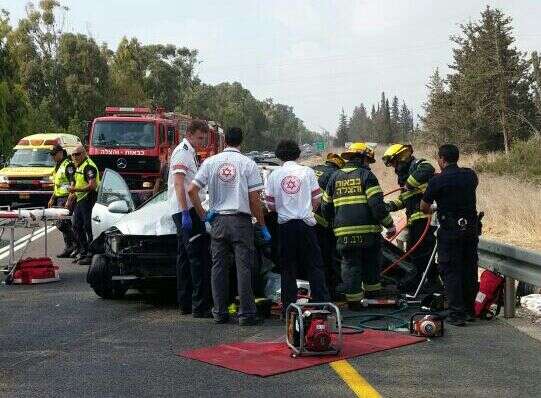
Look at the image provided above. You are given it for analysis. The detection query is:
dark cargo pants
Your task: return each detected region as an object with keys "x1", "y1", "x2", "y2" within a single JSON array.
[
  {"x1": 315, "y1": 223, "x2": 340, "y2": 298},
  {"x1": 437, "y1": 228, "x2": 479, "y2": 320},
  {"x1": 209, "y1": 214, "x2": 257, "y2": 320},
  {"x1": 72, "y1": 198, "x2": 93, "y2": 254},
  {"x1": 279, "y1": 220, "x2": 330, "y2": 312},
  {"x1": 339, "y1": 238, "x2": 382, "y2": 302},
  {"x1": 172, "y1": 209, "x2": 212, "y2": 314}
]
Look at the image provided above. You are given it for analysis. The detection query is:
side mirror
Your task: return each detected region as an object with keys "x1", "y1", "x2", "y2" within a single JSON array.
[{"x1": 108, "y1": 200, "x2": 130, "y2": 214}]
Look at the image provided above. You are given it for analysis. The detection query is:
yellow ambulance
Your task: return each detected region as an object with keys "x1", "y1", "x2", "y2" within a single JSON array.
[{"x1": 0, "y1": 133, "x2": 81, "y2": 206}]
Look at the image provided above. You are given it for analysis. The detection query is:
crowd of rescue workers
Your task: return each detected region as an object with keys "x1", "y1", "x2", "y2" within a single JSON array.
[{"x1": 49, "y1": 119, "x2": 480, "y2": 327}]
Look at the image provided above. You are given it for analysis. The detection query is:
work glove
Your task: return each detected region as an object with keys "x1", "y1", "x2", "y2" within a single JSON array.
[
  {"x1": 260, "y1": 225, "x2": 272, "y2": 242},
  {"x1": 205, "y1": 210, "x2": 217, "y2": 223},
  {"x1": 385, "y1": 225, "x2": 397, "y2": 239},
  {"x1": 181, "y1": 210, "x2": 192, "y2": 233}
]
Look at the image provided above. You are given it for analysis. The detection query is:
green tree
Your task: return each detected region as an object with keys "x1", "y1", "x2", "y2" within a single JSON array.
[
  {"x1": 57, "y1": 33, "x2": 110, "y2": 134},
  {"x1": 335, "y1": 108, "x2": 349, "y2": 147},
  {"x1": 390, "y1": 96, "x2": 400, "y2": 141},
  {"x1": 399, "y1": 102, "x2": 414, "y2": 141},
  {"x1": 445, "y1": 6, "x2": 535, "y2": 152},
  {"x1": 0, "y1": 9, "x2": 29, "y2": 156},
  {"x1": 110, "y1": 37, "x2": 147, "y2": 106}
]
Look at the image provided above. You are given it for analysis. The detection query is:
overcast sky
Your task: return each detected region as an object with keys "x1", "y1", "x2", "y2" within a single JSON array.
[{"x1": 3, "y1": 0, "x2": 541, "y2": 132}]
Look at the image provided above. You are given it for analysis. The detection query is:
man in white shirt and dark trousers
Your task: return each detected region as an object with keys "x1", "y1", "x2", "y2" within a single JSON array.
[
  {"x1": 265, "y1": 140, "x2": 330, "y2": 315},
  {"x1": 168, "y1": 120, "x2": 212, "y2": 318},
  {"x1": 188, "y1": 127, "x2": 271, "y2": 326}
]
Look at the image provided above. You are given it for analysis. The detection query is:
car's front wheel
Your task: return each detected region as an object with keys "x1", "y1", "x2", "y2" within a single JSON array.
[{"x1": 87, "y1": 254, "x2": 128, "y2": 299}]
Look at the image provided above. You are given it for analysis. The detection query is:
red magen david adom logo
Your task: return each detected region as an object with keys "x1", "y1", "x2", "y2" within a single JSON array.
[
  {"x1": 281, "y1": 175, "x2": 301, "y2": 194},
  {"x1": 218, "y1": 163, "x2": 236, "y2": 182}
]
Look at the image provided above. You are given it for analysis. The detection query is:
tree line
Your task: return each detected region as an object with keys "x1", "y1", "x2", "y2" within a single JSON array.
[
  {"x1": 335, "y1": 92, "x2": 414, "y2": 147},
  {"x1": 422, "y1": 6, "x2": 541, "y2": 153},
  {"x1": 0, "y1": 1, "x2": 322, "y2": 155}
]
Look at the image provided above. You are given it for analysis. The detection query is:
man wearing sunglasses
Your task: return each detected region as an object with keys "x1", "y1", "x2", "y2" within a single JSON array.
[{"x1": 68, "y1": 144, "x2": 100, "y2": 265}]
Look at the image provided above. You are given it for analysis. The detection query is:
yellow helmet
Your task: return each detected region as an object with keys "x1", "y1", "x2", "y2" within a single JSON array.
[
  {"x1": 341, "y1": 142, "x2": 375, "y2": 163},
  {"x1": 326, "y1": 153, "x2": 345, "y2": 168},
  {"x1": 382, "y1": 144, "x2": 413, "y2": 166}
]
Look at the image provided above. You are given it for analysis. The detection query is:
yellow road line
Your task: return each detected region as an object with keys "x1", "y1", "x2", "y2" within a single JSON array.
[{"x1": 330, "y1": 360, "x2": 382, "y2": 398}]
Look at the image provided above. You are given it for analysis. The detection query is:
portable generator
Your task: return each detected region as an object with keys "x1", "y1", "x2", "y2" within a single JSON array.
[
  {"x1": 285, "y1": 303, "x2": 343, "y2": 357},
  {"x1": 409, "y1": 312, "x2": 444, "y2": 338}
]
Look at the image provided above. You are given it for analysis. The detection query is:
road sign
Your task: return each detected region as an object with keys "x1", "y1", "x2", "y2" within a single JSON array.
[{"x1": 315, "y1": 141, "x2": 326, "y2": 152}]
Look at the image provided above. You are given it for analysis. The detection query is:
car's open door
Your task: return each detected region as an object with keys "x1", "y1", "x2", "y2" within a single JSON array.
[{"x1": 91, "y1": 169, "x2": 135, "y2": 237}]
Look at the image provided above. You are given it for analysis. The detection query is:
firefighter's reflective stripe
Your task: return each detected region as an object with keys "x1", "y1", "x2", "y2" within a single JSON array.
[
  {"x1": 408, "y1": 211, "x2": 429, "y2": 224},
  {"x1": 365, "y1": 185, "x2": 382, "y2": 199},
  {"x1": 53, "y1": 158, "x2": 71, "y2": 197},
  {"x1": 322, "y1": 191, "x2": 332, "y2": 203},
  {"x1": 390, "y1": 197, "x2": 404, "y2": 210},
  {"x1": 341, "y1": 167, "x2": 357, "y2": 173},
  {"x1": 334, "y1": 225, "x2": 382, "y2": 236},
  {"x1": 345, "y1": 292, "x2": 364, "y2": 302},
  {"x1": 334, "y1": 195, "x2": 368, "y2": 207},
  {"x1": 314, "y1": 213, "x2": 329, "y2": 227},
  {"x1": 406, "y1": 174, "x2": 422, "y2": 188},
  {"x1": 363, "y1": 282, "x2": 382, "y2": 292},
  {"x1": 381, "y1": 214, "x2": 394, "y2": 227}
]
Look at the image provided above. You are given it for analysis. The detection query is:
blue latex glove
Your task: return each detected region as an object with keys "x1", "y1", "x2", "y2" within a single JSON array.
[
  {"x1": 261, "y1": 225, "x2": 272, "y2": 242},
  {"x1": 181, "y1": 210, "x2": 192, "y2": 233},
  {"x1": 205, "y1": 210, "x2": 217, "y2": 223}
]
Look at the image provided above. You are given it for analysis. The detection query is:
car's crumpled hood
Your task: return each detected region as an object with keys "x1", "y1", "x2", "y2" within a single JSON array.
[
  {"x1": 115, "y1": 199, "x2": 176, "y2": 235},
  {"x1": 114, "y1": 196, "x2": 209, "y2": 236}
]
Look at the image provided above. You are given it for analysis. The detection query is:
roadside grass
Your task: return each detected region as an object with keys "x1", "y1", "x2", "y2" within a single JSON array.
[
  {"x1": 308, "y1": 144, "x2": 541, "y2": 250},
  {"x1": 473, "y1": 136, "x2": 541, "y2": 184}
]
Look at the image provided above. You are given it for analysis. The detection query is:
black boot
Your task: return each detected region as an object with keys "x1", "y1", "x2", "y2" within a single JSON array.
[{"x1": 57, "y1": 246, "x2": 75, "y2": 258}]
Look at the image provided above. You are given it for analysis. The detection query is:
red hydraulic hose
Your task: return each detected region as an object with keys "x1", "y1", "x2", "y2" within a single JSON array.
[
  {"x1": 381, "y1": 215, "x2": 432, "y2": 276},
  {"x1": 383, "y1": 187, "x2": 403, "y2": 197}
]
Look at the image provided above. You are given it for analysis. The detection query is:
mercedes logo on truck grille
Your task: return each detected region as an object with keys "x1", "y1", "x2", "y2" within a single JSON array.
[{"x1": 117, "y1": 158, "x2": 127, "y2": 169}]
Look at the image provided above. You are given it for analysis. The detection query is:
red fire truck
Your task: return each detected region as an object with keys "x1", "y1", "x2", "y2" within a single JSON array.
[
  {"x1": 86, "y1": 107, "x2": 223, "y2": 203},
  {"x1": 198, "y1": 121, "x2": 225, "y2": 161}
]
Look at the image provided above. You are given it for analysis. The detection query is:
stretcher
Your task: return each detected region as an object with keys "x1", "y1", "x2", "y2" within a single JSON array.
[{"x1": 0, "y1": 206, "x2": 70, "y2": 284}]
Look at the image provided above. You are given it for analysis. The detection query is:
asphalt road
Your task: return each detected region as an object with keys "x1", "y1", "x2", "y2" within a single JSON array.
[{"x1": 1, "y1": 231, "x2": 540, "y2": 398}]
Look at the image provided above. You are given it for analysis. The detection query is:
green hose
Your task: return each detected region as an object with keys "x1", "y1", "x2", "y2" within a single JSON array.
[{"x1": 343, "y1": 303, "x2": 410, "y2": 331}]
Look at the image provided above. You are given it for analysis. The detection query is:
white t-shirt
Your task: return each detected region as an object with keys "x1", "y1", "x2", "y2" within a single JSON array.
[
  {"x1": 193, "y1": 147, "x2": 263, "y2": 215},
  {"x1": 168, "y1": 138, "x2": 198, "y2": 214},
  {"x1": 265, "y1": 161, "x2": 322, "y2": 226}
]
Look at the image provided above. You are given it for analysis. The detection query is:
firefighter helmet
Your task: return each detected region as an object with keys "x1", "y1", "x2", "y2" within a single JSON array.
[
  {"x1": 382, "y1": 144, "x2": 413, "y2": 166},
  {"x1": 326, "y1": 153, "x2": 345, "y2": 168},
  {"x1": 341, "y1": 142, "x2": 375, "y2": 163}
]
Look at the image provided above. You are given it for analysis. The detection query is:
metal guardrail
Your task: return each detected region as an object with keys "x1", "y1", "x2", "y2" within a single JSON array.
[{"x1": 478, "y1": 238, "x2": 541, "y2": 318}]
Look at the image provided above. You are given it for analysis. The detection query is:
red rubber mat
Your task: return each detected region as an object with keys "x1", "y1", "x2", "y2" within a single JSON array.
[{"x1": 179, "y1": 329, "x2": 425, "y2": 377}]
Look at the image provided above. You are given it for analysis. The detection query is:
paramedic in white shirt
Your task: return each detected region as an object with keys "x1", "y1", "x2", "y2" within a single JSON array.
[
  {"x1": 188, "y1": 127, "x2": 270, "y2": 326},
  {"x1": 168, "y1": 119, "x2": 212, "y2": 318},
  {"x1": 265, "y1": 139, "x2": 330, "y2": 314}
]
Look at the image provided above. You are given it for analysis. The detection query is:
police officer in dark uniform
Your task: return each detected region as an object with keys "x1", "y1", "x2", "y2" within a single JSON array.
[
  {"x1": 48, "y1": 144, "x2": 77, "y2": 258},
  {"x1": 312, "y1": 153, "x2": 345, "y2": 298},
  {"x1": 68, "y1": 144, "x2": 100, "y2": 265},
  {"x1": 421, "y1": 144, "x2": 479, "y2": 326}
]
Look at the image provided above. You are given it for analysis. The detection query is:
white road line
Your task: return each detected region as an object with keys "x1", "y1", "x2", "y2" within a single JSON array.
[
  {"x1": 0, "y1": 227, "x2": 57, "y2": 260},
  {"x1": 0, "y1": 227, "x2": 47, "y2": 254}
]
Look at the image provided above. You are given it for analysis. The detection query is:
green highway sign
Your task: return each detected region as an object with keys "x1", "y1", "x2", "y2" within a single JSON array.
[{"x1": 315, "y1": 141, "x2": 326, "y2": 152}]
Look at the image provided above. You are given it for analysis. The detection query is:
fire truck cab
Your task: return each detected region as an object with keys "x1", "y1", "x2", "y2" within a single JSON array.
[{"x1": 87, "y1": 107, "x2": 187, "y2": 203}]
